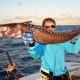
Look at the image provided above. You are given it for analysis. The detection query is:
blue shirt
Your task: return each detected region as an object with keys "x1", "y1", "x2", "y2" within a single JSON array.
[{"x1": 28, "y1": 35, "x2": 80, "y2": 76}]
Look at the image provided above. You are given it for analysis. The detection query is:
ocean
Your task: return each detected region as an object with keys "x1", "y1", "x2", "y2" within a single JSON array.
[{"x1": 0, "y1": 25, "x2": 80, "y2": 80}]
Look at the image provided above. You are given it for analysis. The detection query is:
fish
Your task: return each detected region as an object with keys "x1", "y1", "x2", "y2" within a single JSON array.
[{"x1": 0, "y1": 21, "x2": 80, "y2": 44}]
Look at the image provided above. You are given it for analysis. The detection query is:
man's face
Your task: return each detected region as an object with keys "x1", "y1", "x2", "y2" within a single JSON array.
[{"x1": 44, "y1": 21, "x2": 56, "y2": 32}]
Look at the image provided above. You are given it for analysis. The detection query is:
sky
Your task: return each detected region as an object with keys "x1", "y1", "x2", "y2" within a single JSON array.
[{"x1": 0, "y1": 0, "x2": 80, "y2": 25}]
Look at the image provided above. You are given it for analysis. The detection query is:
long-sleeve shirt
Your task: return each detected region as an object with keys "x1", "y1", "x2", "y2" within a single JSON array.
[{"x1": 28, "y1": 35, "x2": 80, "y2": 76}]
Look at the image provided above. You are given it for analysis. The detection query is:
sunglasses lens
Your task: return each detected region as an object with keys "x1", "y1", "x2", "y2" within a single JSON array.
[
  {"x1": 51, "y1": 25, "x2": 56, "y2": 28},
  {"x1": 45, "y1": 25, "x2": 56, "y2": 28},
  {"x1": 45, "y1": 26, "x2": 50, "y2": 28}
]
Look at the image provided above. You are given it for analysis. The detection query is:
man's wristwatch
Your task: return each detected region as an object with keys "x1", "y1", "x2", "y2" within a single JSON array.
[{"x1": 29, "y1": 41, "x2": 35, "y2": 47}]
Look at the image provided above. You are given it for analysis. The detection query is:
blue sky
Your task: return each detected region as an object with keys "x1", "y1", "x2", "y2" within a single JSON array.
[{"x1": 0, "y1": 0, "x2": 80, "y2": 25}]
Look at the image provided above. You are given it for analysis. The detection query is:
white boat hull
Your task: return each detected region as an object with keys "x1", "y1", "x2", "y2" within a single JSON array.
[{"x1": 20, "y1": 62, "x2": 80, "y2": 80}]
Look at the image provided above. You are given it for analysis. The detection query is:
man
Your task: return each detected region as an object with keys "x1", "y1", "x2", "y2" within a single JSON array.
[
  {"x1": 23, "y1": 18, "x2": 80, "y2": 80},
  {"x1": 8, "y1": 18, "x2": 80, "y2": 80}
]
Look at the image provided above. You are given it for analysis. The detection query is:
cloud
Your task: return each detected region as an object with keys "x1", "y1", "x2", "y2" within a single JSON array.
[
  {"x1": 0, "y1": 15, "x2": 44, "y2": 25},
  {"x1": 54, "y1": 12, "x2": 80, "y2": 25},
  {"x1": 0, "y1": 13, "x2": 80, "y2": 25}
]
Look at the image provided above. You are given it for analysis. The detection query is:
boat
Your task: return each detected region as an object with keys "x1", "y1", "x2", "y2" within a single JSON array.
[
  {"x1": 19, "y1": 62, "x2": 80, "y2": 80},
  {"x1": 2, "y1": 52, "x2": 80, "y2": 80},
  {"x1": 0, "y1": 62, "x2": 80, "y2": 80}
]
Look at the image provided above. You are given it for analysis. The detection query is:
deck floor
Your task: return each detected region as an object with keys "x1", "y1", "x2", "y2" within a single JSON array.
[{"x1": 20, "y1": 62, "x2": 80, "y2": 80}]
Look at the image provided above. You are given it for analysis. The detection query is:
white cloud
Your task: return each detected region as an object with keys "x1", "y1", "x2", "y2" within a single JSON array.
[
  {"x1": 0, "y1": 13, "x2": 80, "y2": 25},
  {"x1": 54, "y1": 12, "x2": 80, "y2": 25}
]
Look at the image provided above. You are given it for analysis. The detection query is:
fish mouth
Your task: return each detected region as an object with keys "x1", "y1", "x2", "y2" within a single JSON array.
[
  {"x1": 0, "y1": 21, "x2": 32, "y2": 38},
  {"x1": 6, "y1": 32, "x2": 23, "y2": 38},
  {"x1": 5, "y1": 33, "x2": 22, "y2": 38},
  {"x1": 0, "y1": 31, "x2": 23, "y2": 38},
  {"x1": 0, "y1": 25, "x2": 23, "y2": 38}
]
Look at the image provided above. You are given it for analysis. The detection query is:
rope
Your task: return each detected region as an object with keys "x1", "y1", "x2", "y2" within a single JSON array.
[
  {"x1": 15, "y1": 65, "x2": 31, "y2": 80},
  {"x1": 6, "y1": 75, "x2": 8, "y2": 80},
  {"x1": 16, "y1": 65, "x2": 41, "y2": 80},
  {"x1": 15, "y1": 65, "x2": 27, "y2": 77}
]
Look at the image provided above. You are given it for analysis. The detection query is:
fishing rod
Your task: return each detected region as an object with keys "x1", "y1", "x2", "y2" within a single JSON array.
[{"x1": 5, "y1": 51, "x2": 19, "y2": 80}]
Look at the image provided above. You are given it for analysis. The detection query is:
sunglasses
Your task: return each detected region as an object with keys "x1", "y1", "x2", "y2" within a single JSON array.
[{"x1": 45, "y1": 25, "x2": 56, "y2": 28}]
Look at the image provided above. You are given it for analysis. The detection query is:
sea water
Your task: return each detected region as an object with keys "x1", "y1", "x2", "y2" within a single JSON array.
[{"x1": 0, "y1": 25, "x2": 80, "y2": 80}]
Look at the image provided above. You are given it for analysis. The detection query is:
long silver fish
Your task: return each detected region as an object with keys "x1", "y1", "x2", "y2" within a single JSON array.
[{"x1": 0, "y1": 21, "x2": 80, "y2": 44}]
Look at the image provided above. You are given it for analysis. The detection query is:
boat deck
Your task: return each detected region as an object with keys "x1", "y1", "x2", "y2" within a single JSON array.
[{"x1": 20, "y1": 62, "x2": 80, "y2": 80}]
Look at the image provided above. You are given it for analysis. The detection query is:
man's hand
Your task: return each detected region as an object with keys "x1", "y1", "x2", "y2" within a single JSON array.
[{"x1": 23, "y1": 29, "x2": 34, "y2": 45}]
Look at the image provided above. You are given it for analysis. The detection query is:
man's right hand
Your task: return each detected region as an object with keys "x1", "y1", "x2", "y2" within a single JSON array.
[{"x1": 23, "y1": 29, "x2": 34, "y2": 45}]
